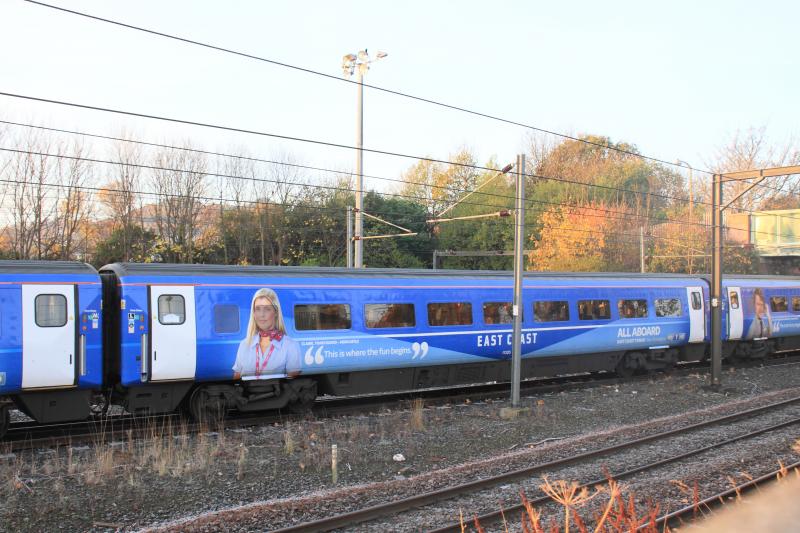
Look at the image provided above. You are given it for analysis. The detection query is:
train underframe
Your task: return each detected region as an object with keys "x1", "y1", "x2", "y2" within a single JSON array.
[{"x1": 2, "y1": 337, "x2": 798, "y2": 439}]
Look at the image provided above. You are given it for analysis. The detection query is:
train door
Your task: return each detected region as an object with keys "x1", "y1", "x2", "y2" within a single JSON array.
[
  {"x1": 686, "y1": 286, "x2": 705, "y2": 343},
  {"x1": 21, "y1": 284, "x2": 76, "y2": 389},
  {"x1": 727, "y1": 287, "x2": 743, "y2": 340},
  {"x1": 149, "y1": 285, "x2": 196, "y2": 381}
]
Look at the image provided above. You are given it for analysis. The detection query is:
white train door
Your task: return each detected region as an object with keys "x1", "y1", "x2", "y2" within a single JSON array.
[
  {"x1": 149, "y1": 285, "x2": 196, "y2": 381},
  {"x1": 22, "y1": 284, "x2": 76, "y2": 389},
  {"x1": 687, "y1": 286, "x2": 705, "y2": 343},
  {"x1": 727, "y1": 286, "x2": 744, "y2": 340}
]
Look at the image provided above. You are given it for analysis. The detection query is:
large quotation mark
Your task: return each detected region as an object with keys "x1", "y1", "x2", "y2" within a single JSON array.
[
  {"x1": 304, "y1": 346, "x2": 325, "y2": 365},
  {"x1": 411, "y1": 341, "x2": 429, "y2": 359}
]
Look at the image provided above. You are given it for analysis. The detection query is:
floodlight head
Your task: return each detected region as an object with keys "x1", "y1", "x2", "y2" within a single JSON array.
[
  {"x1": 376, "y1": 51, "x2": 388, "y2": 59},
  {"x1": 357, "y1": 49, "x2": 369, "y2": 62}
]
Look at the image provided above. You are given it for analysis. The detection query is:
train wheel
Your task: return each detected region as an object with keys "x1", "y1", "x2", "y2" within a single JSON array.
[
  {"x1": 0, "y1": 405, "x2": 9, "y2": 439},
  {"x1": 287, "y1": 380, "x2": 317, "y2": 415},
  {"x1": 615, "y1": 354, "x2": 636, "y2": 378},
  {"x1": 188, "y1": 387, "x2": 226, "y2": 426}
]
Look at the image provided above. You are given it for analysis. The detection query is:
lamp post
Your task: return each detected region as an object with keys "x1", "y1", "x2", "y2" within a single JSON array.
[{"x1": 342, "y1": 49, "x2": 387, "y2": 268}]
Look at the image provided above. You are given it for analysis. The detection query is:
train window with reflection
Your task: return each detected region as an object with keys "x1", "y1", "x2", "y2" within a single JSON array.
[
  {"x1": 157, "y1": 295, "x2": 185, "y2": 325},
  {"x1": 483, "y1": 302, "x2": 515, "y2": 324},
  {"x1": 35, "y1": 294, "x2": 67, "y2": 327},
  {"x1": 428, "y1": 302, "x2": 472, "y2": 326},
  {"x1": 534, "y1": 301, "x2": 569, "y2": 322},
  {"x1": 213, "y1": 304, "x2": 240, "y2": 334},
  {"x1": 729, "y1": 291, "x2": 740, "y2": 309},
  {"x1": 365, "y1": 303, "x2": 415, "y2": 329},
  {"x1": 618, "y1": 299, "x2": 648, "y2": 319},
  {"x1": 655, "y1": 298, "x2": 682, "y2": 317},
  {"x1": 770, "y1": 296, "x2": 788, "y2": 312},
  {"x1": 294, "y1": 304, "x2": 351, "y2": 330},
  {"x1": 691, "y1": 292, "x2": 702, "y2": 310},
  {"x1": 577, "y1": 300, "x2": 611, "y2": 320},
  {"x1": 793, "y1": 297, "x2": 800, "y2": 312}
]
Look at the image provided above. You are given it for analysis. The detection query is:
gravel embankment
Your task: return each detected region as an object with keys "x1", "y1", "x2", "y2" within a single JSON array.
[{"x1": 2, "y1": 363, "x2": 800, "y2": 532}]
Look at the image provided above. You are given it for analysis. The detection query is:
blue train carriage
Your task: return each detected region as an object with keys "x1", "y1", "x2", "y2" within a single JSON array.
[
  {"x1": 0, "y1": 261, "x2": 103, "y2": 438},
  {"x1": 721, "y1": 276, "x2": 800, "y2": 360},
  {"x1": 99, "y1": 263, "x2": 709, "y2": 420}
]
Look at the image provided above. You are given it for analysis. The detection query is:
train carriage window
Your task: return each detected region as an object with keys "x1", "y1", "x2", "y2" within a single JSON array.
[
  {"x1": 35, "y1": 294, "x2": 67, "y2": 327},
  {"x1": 655, "y1": 298, "x2": 682, "y2": 317},
  {"x1": 534, "y1": 301, "x2": 569, "y2": 322},
  {"x1": 294, "y1": 304, "x2": 351, "y2": 330},
  {"x1": 729, "y1": 292, "x2": 740, "y2": 309},
  {"x1": 577, "y1": 300, "x2": 611, "y2": 320},
  {"x1": 793, "y1": 296, "x2": 800, "y2": 312},
  {"x1": 691, "y1": 292, "x2": 702, "y2": 310},
  {"x1": 428, "y1": 302, "x2": 472, "y2": 326},
  {"x1": 483, "y1": 302, "x2": 514, "y2": 324},
  {"x1": 158, "y1": 295, "x2": 185, "y2": 325},
  {"x1": 770, "y1": 296, "x2": 788, "y2": 312},
  {"x1": 213, "y1": 304, "x2": 240, "y2": 334},
  {"x1": 365, "y1": 303, "x2": 415, "y2": 329},
  {"x1": 618, "y1": 299, "x2": 648, "y2": 319}
]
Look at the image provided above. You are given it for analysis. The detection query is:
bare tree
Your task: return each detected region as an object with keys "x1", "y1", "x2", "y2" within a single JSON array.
[
  {"x1": 709, "y1": 127, "x2": 800, "y2": 211},
  {"x1": 151, "y1": 145, "x2": 208, "y2": 263},
  {"x1": 252, "y1": 151, "x2": 305, "y2": 265},
  {"x1": 53, "y1": 140, "x2": 93, "y2": 260},
  {"x1": 7, "y1": 132, "x2": 60, "y2": 259},
  {"x1": 101, "y1": 135, "x2": 144, "y2": 261},
  {"x1": 217, "y1": 149, "x2": 257, "y2": 264}
]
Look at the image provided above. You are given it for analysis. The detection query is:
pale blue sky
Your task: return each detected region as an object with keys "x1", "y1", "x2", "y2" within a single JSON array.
[{"x1": 1, "y1": 0, "x2": 797, "y2": 189}]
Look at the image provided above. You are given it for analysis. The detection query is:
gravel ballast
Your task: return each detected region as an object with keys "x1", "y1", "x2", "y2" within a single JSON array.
[{"x1": 2, "y1": 363, "x2": 800, "y2": 532}]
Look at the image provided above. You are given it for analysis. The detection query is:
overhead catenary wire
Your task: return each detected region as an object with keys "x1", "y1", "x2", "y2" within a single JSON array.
[
  {"x1": 0, "y1": 143, "x2": 717, "y2": 234},
  {"x1": 0, "y1": 118, "x2": 717, "y2": 232},
  {"x1": 0, "y1": 91, "x2": 708, "y2": 208},
  {"x1": 22, "y1": 0, "x2": 716, "y2": 177},
  {"x1": 0, "y1": 172, "x2": 753, "y2": 270},
  {"x1": 5, "y1": 144, "x2": 797, "y2": 246}
]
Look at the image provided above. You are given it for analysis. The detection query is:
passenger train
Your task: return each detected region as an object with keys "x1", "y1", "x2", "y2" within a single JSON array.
[{"x1": 1, "y1": 260, "x2": 799, "y2": 437}]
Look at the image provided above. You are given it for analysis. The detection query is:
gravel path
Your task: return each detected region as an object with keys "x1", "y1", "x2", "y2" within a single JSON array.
[{"x1": 2, "y1": 363, "x2": 800, "y2": 532}]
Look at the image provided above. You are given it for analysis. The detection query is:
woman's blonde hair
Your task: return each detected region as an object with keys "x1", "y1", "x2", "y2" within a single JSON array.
[{"x1": 246, "y1": 288, "x2": 286, "y2": 344}]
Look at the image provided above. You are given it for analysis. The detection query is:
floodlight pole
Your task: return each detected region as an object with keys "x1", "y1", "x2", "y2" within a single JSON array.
[{"x1": 511, "y1": 154, "x2": 525, "y2": 407}]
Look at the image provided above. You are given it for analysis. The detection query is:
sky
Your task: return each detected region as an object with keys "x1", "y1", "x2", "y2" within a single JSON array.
[{"x1": 1, "y1": 0, "x2": 798, "y2": 192}]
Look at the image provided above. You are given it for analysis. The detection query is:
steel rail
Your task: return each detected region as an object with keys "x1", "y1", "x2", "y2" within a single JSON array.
[
  {"x1": 430, "y1": 415, "x2": 800, "y2": 532},
  {"x1": 7, "y1": 354, "x2": 800, "y2": 453},
  {"x1": 650, "y1": 458, "x2": 800, "y2": 530},
  {"x1": 273, "y1": 395, "x2": 800, "y2": 532}
]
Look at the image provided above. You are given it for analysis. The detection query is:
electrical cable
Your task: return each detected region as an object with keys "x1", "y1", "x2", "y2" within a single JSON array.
[{"x1": 22, "y1": 0, "x2": 716, "y2": 176}]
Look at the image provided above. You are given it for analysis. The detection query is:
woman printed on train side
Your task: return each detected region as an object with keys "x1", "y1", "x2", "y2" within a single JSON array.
[
  {"x1": 233, "y1": 288, "x2": 301, "y2": 380},
  {"x1": 746, "y1": 288, "x2": 772, "y2": 340}
]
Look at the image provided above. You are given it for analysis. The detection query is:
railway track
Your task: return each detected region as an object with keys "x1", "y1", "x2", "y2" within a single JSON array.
[
  {"x1": 6, "y1": 354, "x2": 800, "y2": 453},
  {"x1": 268, "y1": 393, "x2": 800, "y2": 532}
]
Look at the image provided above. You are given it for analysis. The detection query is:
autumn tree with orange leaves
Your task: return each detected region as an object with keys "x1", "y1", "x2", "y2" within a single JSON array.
[{"x1": 528, "y1": 203, "x2": 644, "y2": 272}]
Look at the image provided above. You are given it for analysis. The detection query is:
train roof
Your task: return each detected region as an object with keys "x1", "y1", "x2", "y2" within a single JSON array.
[
  {"x1": 0, "y1": 260, "x2": 97, "y2": 275},
  {"x1": 101, "y1": 262, "x2": 712, "y2": 280}
]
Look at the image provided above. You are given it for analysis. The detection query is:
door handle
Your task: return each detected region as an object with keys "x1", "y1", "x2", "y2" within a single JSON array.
[
  {"x1": 154, "y1": 351, "x2": 157, "y2": 361},
  {"x1": 141, "y1": 333, "x2": 149, "y2": 381},
  {"x1": 79, "y1": 335, "x2": 87, "y2": 376}
]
